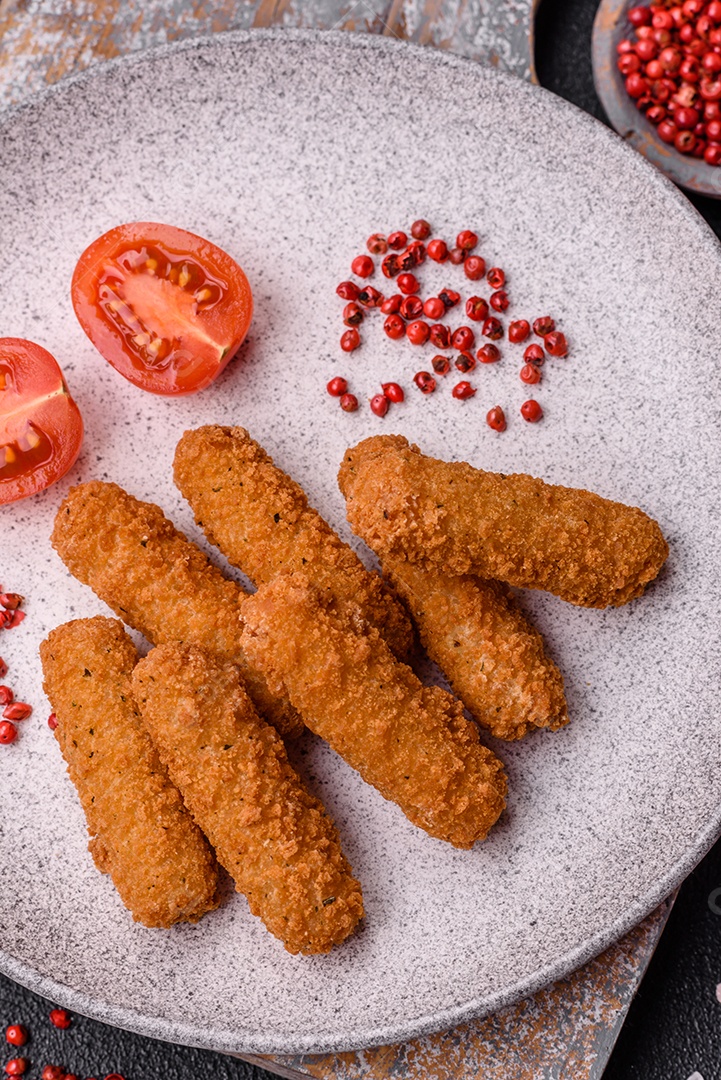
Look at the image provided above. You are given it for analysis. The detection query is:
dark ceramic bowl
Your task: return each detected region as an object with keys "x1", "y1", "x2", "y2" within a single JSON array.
[{"x1": 593, "y1": 0, "x2": 721, "y2": 197}]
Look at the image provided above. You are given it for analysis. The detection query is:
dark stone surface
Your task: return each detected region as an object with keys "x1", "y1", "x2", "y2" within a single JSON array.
[
  {"x1": 3, "y1": 5, "x2": 721, "y2": 1079},
  {"x1": 537, "y1": 2, "x2": 721, "y2": 1077}
]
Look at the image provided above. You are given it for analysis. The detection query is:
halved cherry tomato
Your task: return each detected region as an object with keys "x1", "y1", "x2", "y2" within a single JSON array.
[
  {"x1": 71, "y1": 222, "x2": 253, "y2": 396},
  {"x1": 0, "y1": 339, "x2": 83, "y2": 504}
]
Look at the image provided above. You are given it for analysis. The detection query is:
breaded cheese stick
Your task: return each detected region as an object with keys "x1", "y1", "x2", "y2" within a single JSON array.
[
  {"x1": 338, "y1": 436, "x2": 668, "y2": 609},
  {"x1": 132, "y1": 643, "x2": 364, "y2": 955},
  {"x1": 382, "y1": 558, "x2": 568, "y2": 740},
  {"x1": 240, "y1": 574, "x2": 507, "y2": 849},
  {"x1": 40, "y1": 617, "x2": 220, "y2": 928},
  {"x1": 173, "y1": 425, "x2": 414, "y2": 661},
  {"x1": 51, "y1": 481, "x2": 303, "y2": 739}
]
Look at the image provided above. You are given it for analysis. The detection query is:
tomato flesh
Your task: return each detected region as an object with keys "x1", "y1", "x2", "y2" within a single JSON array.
[
  {"x1": 0, "y1": 339, "x2": 84, "y2": 504},
  {"x1": 72, "y1": 223, "x2": 253, "y2": 396}
]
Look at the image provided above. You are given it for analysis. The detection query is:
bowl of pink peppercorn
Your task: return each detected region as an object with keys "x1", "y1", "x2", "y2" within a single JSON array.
[{"x1": 592, "y1": 0, "x2": 721, "y2": 197}]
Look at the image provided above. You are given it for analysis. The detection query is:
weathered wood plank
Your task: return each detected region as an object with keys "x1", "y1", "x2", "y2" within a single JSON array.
[{"x1": 243, "y1": 902, "x2": 671, "y2": 1080}]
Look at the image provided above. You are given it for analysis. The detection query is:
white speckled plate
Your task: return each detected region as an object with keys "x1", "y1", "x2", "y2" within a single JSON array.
[{"x1": 1, "y1": 30, "x2": 720, "y2": 1057}]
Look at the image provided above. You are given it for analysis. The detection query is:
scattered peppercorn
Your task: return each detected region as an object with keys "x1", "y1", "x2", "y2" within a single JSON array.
[
  {"x1": 399, "y1": 295, "x2": 423, "y2": 320},
  {"x1": 3, "y1": 702, "x2": 31, "y2": 721},
  {"x1": 465, "y1": 297, "x2": 489, "y2": 322},
  {"x1": 438, "y1": 289, "x2": 460, "y2": 309},
  {"x1": 520, "y1": 363, "x2": 542, "y2": 384},
  {"x1": 423, "y1": 297, "x2": 446, "y2": 320},
  {"x1": 382, "y1": 382, "x2": 405, "y2": 403},
  {"x1": 384, "y1": 314, "x2": 405, "y2": 340},
  {"x1": 0, "y1": 720, "x2": 17, "y2": 744},
  {"x1": 448, "y1": 246, "x2": 466, "y2": 265},
  {"x1": 336, "y1": 281, "x2": 360, "y2": 301},
  {"x1": 429, "y1": 324, "x2": 451, "y2": 349},
  {"x1": 482, "y1": 317, "x2": 504, "y2": 340},
  {"x1": 432, "y1": 355, "x2": 451, "y2": 375},
  {"x1": 411, "y1": 219, "x2": 431, "y2": 240},
  {"x1": 455, "y1": 352, "x2": 476, "y2": 373},
  {"x1": 380, "y1": 294, "x2": 402, "y2": 314},
  {"x1": 49, "y1": 1010, "x2": 71, "y2": 1031},
  {"x1": 4, "y1": 1059, "x2": 27, "y2": 1076},
  {"x1": 545, "y1": 331, "x2": 569, "y2": 357},
  {"x1": 366, "y1": 233, "x2": 388, "y2": 255},
  {"x1": 521, "y1": 399, "x2": 544, "y2": 422},
  {"x1": 351, "y1": 255, "x2": 374, "y2": 278},
  {"x1": 327, "y1": 377, "x2": 349, "y2": 397},
  {"x1": 413, "y1": 371, "x2": 437, "y2": 394},
  {"x1": 340, "y1": 329, "x2": 361, "y2": 352},
  {"x1": 343, "y1": 302, "x2": 363, "y2": 327},
  {"x1": 456, "y1": 229, "x2": 478, "y2": 250},
  {"x1": 0, "y1": 687, "x2": 13, "y2": 706},
  {"x1": 48, "y1": 713, "x2": 58, "y2": 730},
  {"x1": 370, "y1": 393, "x2": 389, "y2": 417},
  {"x1": 387, "y1": 231, "x2": 407, "y2": 250},
  {"x1": 451, "y1": 326, "x2": 475, "y2": 352},
  {"x1": 5, "y1": 1028, "x2": 27, "y2": 1049},
  {"x1": 0, "y1": 594, "x2": 22, "y2": 610},
  {"x1": 508, "y1": 319, "x2": 531, "y2": 344},
  {"x1": 357, "y1": 286, "x2": 383, "y2": 308},
  {"x1": 397, "y1": 273, "x2": 420, "y2": 295},
  {"x1": 463, "y1": 256, "x2": 486, "y2": 281},
  {"x1": 426, "y1": 239, "x2": 448, "y2": 262},
  {"x1": 524, "y1": 343, "x2": 545, "y2": 365},
  {"x1": 533, "y1": 316, "x2": 555, "y2": 337},
  {"x1": 452, "y1": 381, "x2": 476, "y2": 400},
  {"x1": 490, "y1": 290, "x2": 509, "y2": 312},
  {"x1": 340, "y1": 393, "x2": 359, "y2": 413},
  {"x1": 406, "y1": 320, "x2": 430, "y2": 346},
  {"x1": 477, "y1": 343, "x2": 501, "y2": 364},
  {"x1": 486, "y1": 405, "x2": 507, "y2": 432}
]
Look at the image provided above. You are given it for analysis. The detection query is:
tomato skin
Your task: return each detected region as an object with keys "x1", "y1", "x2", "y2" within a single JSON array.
[
  {"x1": 0, "y1": 339, "x2": 84, "y2": 505},
  {"x1": 71, "y1": 222, "x2": 253, "y2": 396}
]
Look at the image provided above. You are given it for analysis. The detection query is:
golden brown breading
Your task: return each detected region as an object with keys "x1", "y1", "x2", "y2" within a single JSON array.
[
  {"x1": 173, "y1": 425, "x2": 414, "y2": 660},
  {"x1": 338, "y1": 435, "x2": 669, "y2": 609},
  {"x1": 132, "y1": 643, "x2": 364, "y2": 955},
  {"x1": 50, "y1": 481, "x2": 304, "y2": 739},
  {"x1": 39, "y1": 617, "x2": 220, "y2": 929},
  {"x1": 240, "y1": 574, "x2": 507, "y2": 849},
  {"x1": 381, "y1": 558, "x2": 568, "y2": 740}
]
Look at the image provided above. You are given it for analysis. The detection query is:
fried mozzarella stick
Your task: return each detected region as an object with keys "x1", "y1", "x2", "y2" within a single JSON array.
[
  {"x1": 240, "y1": 574, "x2": 507, "y2": 849},
  {"x1": 40, "y1": 617, "x2": 220, "y2": 928},
  {"x1": 173, "y1": 425, "x2": 414, "y2": 661},
  {"x1": 339, "y1": 436, "x2": 669, "y2": 609},
  {"x1": 51, "y1": 481, "x2": 304, "y2": 739},
  {"x1": 132, "y1": 643, "x2": 364, "y2": 955},
  {"x1": 381, "y1": 558, "x2": 568, "y2": 740}
]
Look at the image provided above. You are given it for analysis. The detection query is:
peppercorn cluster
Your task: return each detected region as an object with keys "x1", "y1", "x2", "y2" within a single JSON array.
[
  {"x1": 619, "y1": 0, "x2": 721, "y2": 164},
  {"x1": 0, "y1": 590, "x2": 31, "y2": 747},
  {"x1": 331, "y1": 220, "x2": 569, "y2": 431}
]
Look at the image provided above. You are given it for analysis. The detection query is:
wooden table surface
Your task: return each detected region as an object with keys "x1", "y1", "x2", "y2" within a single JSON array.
[{"x1": 0, "y1": 3, "x2": 672, "y2": 1077}]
